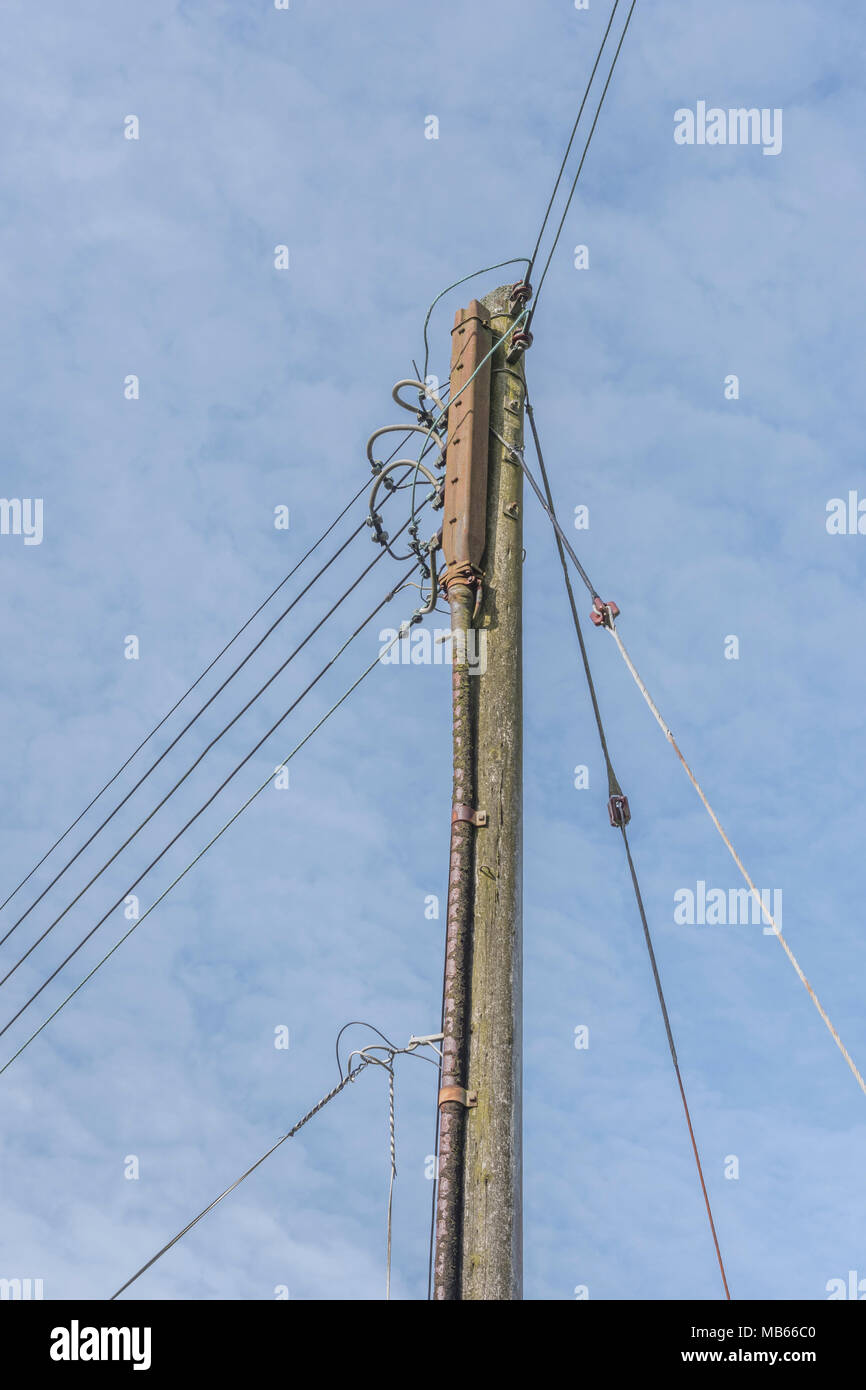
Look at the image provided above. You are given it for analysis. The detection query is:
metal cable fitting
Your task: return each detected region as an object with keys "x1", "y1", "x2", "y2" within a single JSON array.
[
  {"x1": 590, "y1": 596, "x2": 620, "y2": 629},
  {"x1": 608, "y1": 793, "x2": 631, "y2": 828}
]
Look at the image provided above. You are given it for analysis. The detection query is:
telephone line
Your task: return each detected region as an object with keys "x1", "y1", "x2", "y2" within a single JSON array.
[
  {"x1": 529, "y1": 0, "x2": 637, "y2": 324},
  {"x1": 110, "y1": 1027, "x2": 440, "y2": 1301},
  {"x1": 110, "y1": 1059, "x2": 374, "y2": 1300},
  {"x1": 0, "y1": 446, "x2": 442, "y2": 957},
  {"x1": 0, "y1": 519, "x2": 415, "y2": 987},
  {"x1": 0, "y1": 523, "x2": 364, "y2": 957},
  {"x1": 420, "y1": 259, "x2": 530, "y2": 387},
  {"x1": 603, "y1": 611, "x2": 866, "y2": 1101},
  {"x1": 0, "y1": 587, "x2": 420, "y2": 1077},
  {"x1": 526, "y1": 0, "x2": 624, "y2": 281},
  {"x1": 0, "y1": 558, "x2": 423, "y2": 1041},
  {"x1": 0, "y1": 421, "x2": 441, "y2": 925},
  {"x1": 523, "y1": 382, "x2": 730, "y2": 1299},
  {"x1": 620, "y1": 823, "x2": 731, "y2": 1298}
]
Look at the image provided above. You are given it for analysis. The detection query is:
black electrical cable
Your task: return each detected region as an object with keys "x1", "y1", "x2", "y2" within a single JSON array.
[
  {"x1": 526, "y1": 0, "x2": 623, "y2": 282},
  {"x1": 620, "y1": 823, "x2": 731, "y2": 1300},
  {"x1": 0, "y1": 443, "x2": 441, "y2": 956},
  {"x1": 0, "y1": 526, "x2": 363, "y2": 955},
  {"x1": 0, "y1": 501, "x2": 432, "y2": 996},
  {"x1": 0, "y1": 559, "x2": 423, "y2": 1042},
  {"x1": 511, "y1": 413, "x2": 600, "y2": 603},
  {"x1": 420, "y1": 259, "x2": 530, "y2": 385},
  {"x1": 523, "y1": 381, "x2": 730, "y2": 1300},
  {"x1": 0, "y1": 424, "x2": 436, "y2": 926},
  {"x1": 529, "y1": 0, "x2": 637, "y2": 325},
  {"x1": 523, "y1": 393, "x2": 620, "y2": 798}
]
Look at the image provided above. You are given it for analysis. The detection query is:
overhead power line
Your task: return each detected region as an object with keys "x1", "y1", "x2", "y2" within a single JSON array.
[
  {"x1": 603, "y1": 612, "x2": 866, "y2": 1102},
  {"x1": 522, "y1": 383, "x2": 731, "y2": 1299},
  {"x1": 110, "y1": 1025, "x2": 442, "y2": 1301},
  {"x1": 417, "y1": 1, "x2": 633, "y2": 374},
  {"x1": 0, "y1": 485, "x2": 363, "y2": 918},
  {"x1": 0, "y1": 514, "x2": 423, "y2": 994},
  {"x1": 522, "y1": 384, "x2": 866, "y2": 1104},
  {"x1": 0, "y1": 564, "x2": 422, "y2": 1056},
  {"x1": 420, "y1": 258, "x2": 530, "y2": 386},
  {"x1": 619, "y1": 823, "x2": 731, "y2": 1298},
  {"x1": 0, "y1": 524, "x2": 361, "y2": 956},
  {"x1": 526, "y1": 0, "x2": 624, "y2": 281},
  {"x1": 0, "y1": 319, "x2": 532, "y2": 1073},
  {"x1": 0, "y1": 422, "x2": 442, "y2": 928},
  {"x1": 110, "y1": 1058, "x2": 374, "y2": 1300},
  {"x1": 529, "y1": 0, "x2": 638, "y2": 323}
]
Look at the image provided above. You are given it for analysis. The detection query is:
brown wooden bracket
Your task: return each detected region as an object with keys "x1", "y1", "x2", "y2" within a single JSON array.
[
  {"x1": 438, "y1": 1086, "x2": 478, "y2": 1109},
  {"x1": 452, "y1": 804, "x2": 488, "y2": 827},
  {"x1": 441, "y1": 302, "x2": 492, "y2": 577}
]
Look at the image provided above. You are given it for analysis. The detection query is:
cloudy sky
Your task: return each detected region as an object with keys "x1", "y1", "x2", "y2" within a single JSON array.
[{"x1": 1, "y1": 0, "x2": 865, "y2": 1302}]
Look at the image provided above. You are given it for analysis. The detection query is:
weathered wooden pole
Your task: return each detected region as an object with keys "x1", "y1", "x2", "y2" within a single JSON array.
[
  {"x1": 434, "y1": 301, "x2": 492, "y2": 1300},
  {"x1": 458, "y1": 285, "x2": 525, "y2": 1300},
  {"x1": 433, "y1": 287, "x2": 525, "y2": 1300}
]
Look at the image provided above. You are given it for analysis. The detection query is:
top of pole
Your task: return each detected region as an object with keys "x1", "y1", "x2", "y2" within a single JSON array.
[{"x1": 480, "y1": 284, "x2": 516, "y2": 318}]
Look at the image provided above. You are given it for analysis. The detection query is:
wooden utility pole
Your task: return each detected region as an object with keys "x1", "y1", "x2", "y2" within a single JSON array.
[
  {"x1": 434, "y1": 285, "x2": 525, "y2": 1300},
  {"x1": 460, "y1": 285, "x2": 524, "y2": 1299},
  {"x1": 434, "y1": 299, "x2": 491, "y2": 1301}
]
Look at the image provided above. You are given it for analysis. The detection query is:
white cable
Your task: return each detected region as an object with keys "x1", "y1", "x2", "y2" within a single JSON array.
[{"x1": 604, "y1": 617, "x2": 866, "y2": 1100}]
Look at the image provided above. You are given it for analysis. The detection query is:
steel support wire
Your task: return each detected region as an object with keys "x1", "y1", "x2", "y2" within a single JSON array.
[
  {"x1": 110, "y1": 1029, "x2": 441, "y2": 1301},
  {"x1": 109, "y1": 1059, "x2": 374, "y2": 1301}
]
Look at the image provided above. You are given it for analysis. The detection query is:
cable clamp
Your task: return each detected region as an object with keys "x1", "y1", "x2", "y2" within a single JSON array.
[
  {"x1": 452, "y1": 804, "x2": 487, "y2": 827},
  {"x1": 489, "y1": 425, "x2": 524, "y2": 467},
  {"x1": 438, "y1": 1086, "x2": 478, "y2": 1110},
  {"x1": 365, "y1": 512, "x2": 389, "y2": 547},
  {"x1": 607, "y1": 794, "x2": 631, "y2": 828},
  {"x1": 505, "y1": 328, "x2": 533, "y2": 364},
  {"x1": 590, "y1": 596, "x2": 620, "y2": 629},
  {"x1": 441, "y1": 560, "x2": 483, "y2": 594},
  {"x1": 441, "y1": 562, "x2": 485, "y2": 623}
]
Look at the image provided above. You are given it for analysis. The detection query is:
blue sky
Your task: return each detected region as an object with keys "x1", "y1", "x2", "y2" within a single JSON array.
[{"x1": 1, "y1": 0, "x2": 865, "y2": 1301}]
